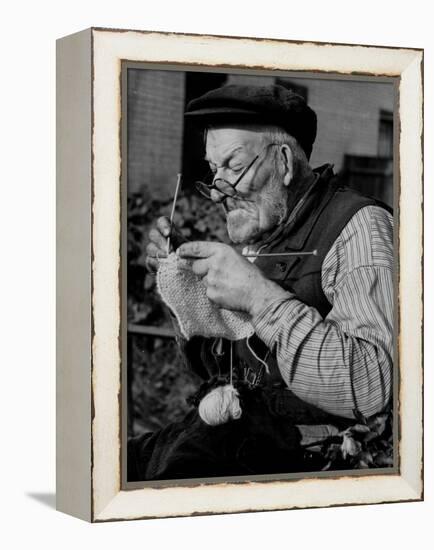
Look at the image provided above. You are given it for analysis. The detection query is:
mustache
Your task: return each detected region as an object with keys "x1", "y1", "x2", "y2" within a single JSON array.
[{"x1": 224, "y1": 195, "x2": 255, "y2": 211}]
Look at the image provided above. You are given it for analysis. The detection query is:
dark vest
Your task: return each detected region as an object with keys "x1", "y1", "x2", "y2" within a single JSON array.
[{"x1": 184, "y1": 165, "x2": 391, "y2": 425}]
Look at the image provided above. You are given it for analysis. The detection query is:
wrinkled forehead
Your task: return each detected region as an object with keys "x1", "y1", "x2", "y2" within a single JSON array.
[{"x1": 204, "y1": 123, "x2": 267, "y2": 160}]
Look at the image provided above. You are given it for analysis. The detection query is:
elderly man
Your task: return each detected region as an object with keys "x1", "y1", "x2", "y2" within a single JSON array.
[{"x1": 128, "y1": 84, "x2": 393, "y2": 481}]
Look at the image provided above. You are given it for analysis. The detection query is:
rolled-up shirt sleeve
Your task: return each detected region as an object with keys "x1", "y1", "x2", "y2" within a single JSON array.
[{"x1": 252, "y1": 205, "x2": 394, "y2": 419}]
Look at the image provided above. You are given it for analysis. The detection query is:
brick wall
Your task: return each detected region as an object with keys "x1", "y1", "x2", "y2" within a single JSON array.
[{"x1": 127, "y1": 69, "x2": 185, "y2": 199}]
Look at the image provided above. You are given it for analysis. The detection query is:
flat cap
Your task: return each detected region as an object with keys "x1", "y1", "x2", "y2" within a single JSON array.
[{"x1": 185, "y1": 84, "x2": 317, "y2": 159}]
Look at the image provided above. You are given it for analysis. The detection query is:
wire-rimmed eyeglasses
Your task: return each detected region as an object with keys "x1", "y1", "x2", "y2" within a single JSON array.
[{"x1": 195, "y1": 142, "x2": 280, "y2": 203}]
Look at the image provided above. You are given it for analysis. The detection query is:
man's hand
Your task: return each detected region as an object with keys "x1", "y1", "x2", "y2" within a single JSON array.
[
  {"x1": 145, "y1": 216, "x2": 186, "y2": 272},
  {"x1": 177, "y1": 241, "x2": 289, "y2": 316}
]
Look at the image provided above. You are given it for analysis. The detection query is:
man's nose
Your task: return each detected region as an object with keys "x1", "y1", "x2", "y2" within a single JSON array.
[{"x1": 210, "y1": 188, "x2": 225, "y2": 203}]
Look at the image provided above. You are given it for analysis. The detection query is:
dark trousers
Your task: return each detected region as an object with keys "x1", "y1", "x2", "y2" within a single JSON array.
[{"x1": 127, "y1": 387, "x2": 325, "y2": 481}]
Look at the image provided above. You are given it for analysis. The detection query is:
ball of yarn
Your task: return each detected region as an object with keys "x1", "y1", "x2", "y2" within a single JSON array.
[{"x1": 198, "y1": 384, "x2": 242, "y2": 426}]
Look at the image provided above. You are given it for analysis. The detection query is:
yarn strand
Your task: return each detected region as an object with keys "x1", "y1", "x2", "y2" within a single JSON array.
[
  {"x1": 246, "y1": 336, "x2": 270, "y2": 374},
  {"x1": 230, "y1": 341, "x2": 233, "y2": 386}
]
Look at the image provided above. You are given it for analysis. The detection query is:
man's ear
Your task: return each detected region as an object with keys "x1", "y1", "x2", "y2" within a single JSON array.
[{"x1": 280, "y1": 144, "x2": 294, "y2": 187}]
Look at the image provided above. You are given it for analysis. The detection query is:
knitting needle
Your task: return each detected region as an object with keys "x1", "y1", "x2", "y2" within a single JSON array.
[
  {"x1": 166, "y1": 173, "x2": 182, "y2": 255},
  {"x1": 242, "y1": 250, "x2": 317, "y2": 258},
  {"x1": 163, "y1": 249, "x2": 318, "y2": 261}
]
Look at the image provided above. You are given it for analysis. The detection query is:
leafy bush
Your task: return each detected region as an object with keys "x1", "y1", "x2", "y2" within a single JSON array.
[
  {"x1": 130, "y1": 335, "x2": 200, "y2": 434},
  {"x1": 303, "y1": 410, "x2": 394, "y2": 471}
]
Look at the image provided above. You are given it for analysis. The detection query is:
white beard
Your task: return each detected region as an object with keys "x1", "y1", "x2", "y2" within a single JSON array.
[
  {"x1": 226, "y1": 209, "x2": 260, "y2": 244},
  {"x1": 226, "y1": 190, "x2": 288, "y2": 244}
]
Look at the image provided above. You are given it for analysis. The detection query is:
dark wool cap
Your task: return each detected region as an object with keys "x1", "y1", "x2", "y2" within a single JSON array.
[{"x1": 185, "y1": 84, "x2": 317, "y2": 159}]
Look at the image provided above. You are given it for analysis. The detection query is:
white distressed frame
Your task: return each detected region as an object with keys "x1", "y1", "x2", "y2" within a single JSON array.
[{"x1": 57, "y1": 28, "x2": 423, "y2": 522}]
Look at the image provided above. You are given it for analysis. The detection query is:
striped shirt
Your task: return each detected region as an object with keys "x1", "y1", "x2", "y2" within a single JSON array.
[{"x1": 252, "y1": 205, "x2": 394, "y2": 419}]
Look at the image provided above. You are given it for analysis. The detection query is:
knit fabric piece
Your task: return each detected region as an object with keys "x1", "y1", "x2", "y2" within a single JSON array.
[{"x1": 157, "y1": 253, "x2": 254, "y2": 341}]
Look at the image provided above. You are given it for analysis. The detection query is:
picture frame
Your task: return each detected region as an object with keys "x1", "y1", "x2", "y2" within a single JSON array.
[{"x1": 56, "y1": 27, "x2": 423, "y2": 522}]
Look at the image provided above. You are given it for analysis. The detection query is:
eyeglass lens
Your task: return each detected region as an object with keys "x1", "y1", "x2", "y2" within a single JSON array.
[{"x1": 195, "y1": 143, "x2": 278, "y2": 201}]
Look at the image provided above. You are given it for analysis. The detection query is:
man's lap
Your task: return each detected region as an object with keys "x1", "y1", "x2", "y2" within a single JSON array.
[{"x1": 127, "y1": 388, "x2": 312, "y2": 481}]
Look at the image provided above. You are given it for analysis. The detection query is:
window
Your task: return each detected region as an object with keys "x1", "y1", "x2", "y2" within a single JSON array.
[{"x1": 378, "y1": 109, "x2": 393, "y2": 158}]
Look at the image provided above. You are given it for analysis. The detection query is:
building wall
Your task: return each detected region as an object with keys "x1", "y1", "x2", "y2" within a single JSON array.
[
  {"x1": 226, "y1": 73, "x2": 275, "y2": 87},
  {"x1": 127, "y1": 69, "x2": 185, "y2": 199},
  {"x1": 288, "y1": 77, "x2": 395, "y2": 170},
  {"x1": 225, "y1": 74, "x2": 395, "y2": 172},
  {"x1": 127, "y1": 70, "x2": 395, "y2": 199}
]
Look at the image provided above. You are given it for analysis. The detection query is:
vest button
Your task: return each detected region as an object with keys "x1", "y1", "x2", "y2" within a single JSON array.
[{"x1": 276, "y1": 262, "x2": 287, "y2": 272}]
